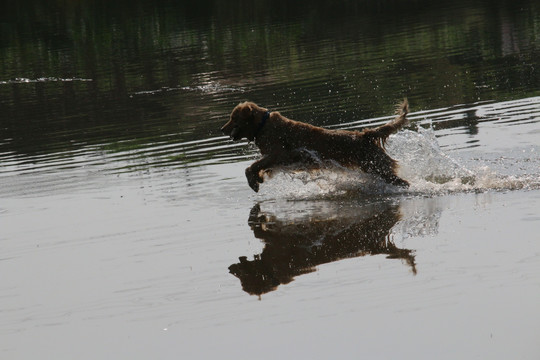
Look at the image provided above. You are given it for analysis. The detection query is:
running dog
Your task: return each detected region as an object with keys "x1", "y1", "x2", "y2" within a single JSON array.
[{"x1": 221, "y1": 100, "x2": 410, "y2": 192}]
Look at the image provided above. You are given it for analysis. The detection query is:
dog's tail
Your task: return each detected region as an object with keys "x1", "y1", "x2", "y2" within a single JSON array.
[{"x1": 365, "y1": 99, "x2": 409, "y2": 147}]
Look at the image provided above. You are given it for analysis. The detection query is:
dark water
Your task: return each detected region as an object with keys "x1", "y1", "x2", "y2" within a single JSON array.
[{"x1": 1, "y1": 1, "x2": 540, "y2": 359}]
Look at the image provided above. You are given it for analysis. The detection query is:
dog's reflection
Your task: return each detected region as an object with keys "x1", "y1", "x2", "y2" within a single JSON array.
[{"x1": 229, "y1": 201, "x2": 416, "y2": 296}]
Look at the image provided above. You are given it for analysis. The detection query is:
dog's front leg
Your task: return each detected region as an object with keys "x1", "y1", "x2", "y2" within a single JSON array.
[{"x1": 245, "y1": 155, "x2": 277, "y2": 192}]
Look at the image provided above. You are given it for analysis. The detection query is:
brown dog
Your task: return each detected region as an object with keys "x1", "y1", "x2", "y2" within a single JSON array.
[{"x1": 221, "y1": 100, "x2": 410, "y2": 192}]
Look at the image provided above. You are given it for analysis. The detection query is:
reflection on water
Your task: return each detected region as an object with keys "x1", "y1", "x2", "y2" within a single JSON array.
[{"x1": 230, "y1": 201, "x2": 417, "y2": 296}]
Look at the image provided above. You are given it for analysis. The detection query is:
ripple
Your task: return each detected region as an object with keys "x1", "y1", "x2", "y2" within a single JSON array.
[
  {"x1": 0, "y1": 77, "x2": 93, "y2": 85},
  {"x1": 130, "y1": 81, "x2": 245, "y2": 97},
  {"x1": 1, "y1": 96, "x2": 540, "y2": 199}
]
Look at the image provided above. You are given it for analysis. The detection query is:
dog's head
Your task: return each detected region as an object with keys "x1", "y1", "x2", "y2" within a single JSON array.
[{"x1": 221, "y1": 102, "x2": 267, "y2": 142}]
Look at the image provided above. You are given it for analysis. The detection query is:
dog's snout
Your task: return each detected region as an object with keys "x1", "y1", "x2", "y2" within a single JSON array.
[{"x1": 221, "y1": 119, "x2": 241, "y2": 141}]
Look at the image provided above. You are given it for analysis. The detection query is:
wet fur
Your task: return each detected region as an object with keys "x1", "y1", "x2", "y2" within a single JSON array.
[{"x1": 221, "y1": 100, "x2": 410, "y2": 192}]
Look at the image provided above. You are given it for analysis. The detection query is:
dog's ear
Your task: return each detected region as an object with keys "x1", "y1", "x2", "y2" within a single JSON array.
[{"x1": 241, "y1": 103, "x2": 254, "y2": 121}]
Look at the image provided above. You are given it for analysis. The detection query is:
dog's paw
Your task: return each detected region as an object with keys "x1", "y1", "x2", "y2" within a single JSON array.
[
  {"x1": 245, "y1": 168, "x2": 262, "y2": 192},
  {"x1": 248, "y1": 180, "x2": 260, "y2": 192}
]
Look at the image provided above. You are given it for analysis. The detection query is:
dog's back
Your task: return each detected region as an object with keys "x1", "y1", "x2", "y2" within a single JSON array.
[{"x1": 257, "y1": 99, "x2": 409, "y2": 162}]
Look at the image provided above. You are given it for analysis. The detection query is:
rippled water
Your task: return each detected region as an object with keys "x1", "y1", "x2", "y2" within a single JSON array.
[{"x1": 1, "y1": 1, "x2": 540, "y2": 359}]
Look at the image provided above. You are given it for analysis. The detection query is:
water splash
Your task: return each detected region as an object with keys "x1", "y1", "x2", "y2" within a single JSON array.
[
  {"x1": 259, "y1": 166, "x2": 404, "y2": 199},
  {"x1": 389, "y1": 128, "x2": 540, "y2": 193},
  {"x1": 258, "y1": 127, "x2": 540, "y2": 199}
]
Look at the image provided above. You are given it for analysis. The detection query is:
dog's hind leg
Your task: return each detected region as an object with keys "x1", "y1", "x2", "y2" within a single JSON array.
[
  {"x1": 363, "y1": 165, "x2": 409, "y2": 187},
  {"x1": 361, "y1": 151, "x2": 409, "y2": 188},
  {"x1": 378, "y1": 172, "x2": 409, "y2": 187}
]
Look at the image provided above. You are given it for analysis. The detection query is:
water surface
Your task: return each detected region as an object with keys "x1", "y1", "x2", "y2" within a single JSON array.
[{"x1": 1, "y1": 1, "x2": 540, "y2": 359}]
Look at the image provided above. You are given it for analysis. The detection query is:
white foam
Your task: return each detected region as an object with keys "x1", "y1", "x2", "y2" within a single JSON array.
[
  {"x1": 257, "y1": 127, "x2": 540, "y2": 199},
  {"x1": 259, "y1": 167, "x2": 397, "y2": 199}
]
